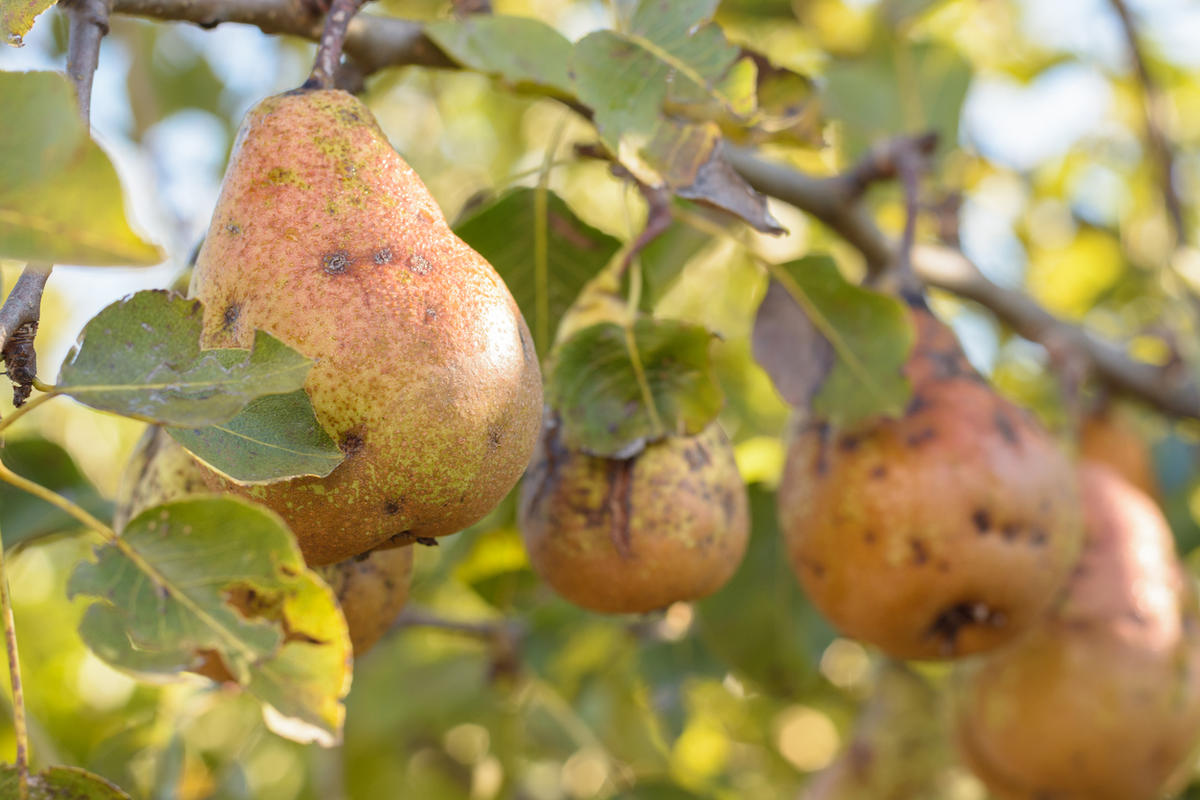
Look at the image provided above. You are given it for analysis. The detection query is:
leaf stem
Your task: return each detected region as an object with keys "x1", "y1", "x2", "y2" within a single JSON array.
[
  {"x1": 0, "y1": 520, "x2": 29, "y2": 800},
  {"x1": 0, "y1": 392, "x2": 57, "y2": 436},
  {"x1": 532, "y1": 111, "x2": 572, "y2": 357}
]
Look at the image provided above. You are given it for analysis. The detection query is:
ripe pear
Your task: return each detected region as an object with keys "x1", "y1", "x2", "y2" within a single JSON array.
[
  {"x1": 778, "y1": 308, "x2": 1084, "y2": 660},
  {"x1": 115, "y1": 427, "x2": 414, "y2": 675},
  {"x1": 518, "y1": 416, "x2": 749, "y2": 614},
  {"x1": 1079, "y1": 404, "x2": 1159, "y2": 500},
  {"x1": 188, "y1": 88, "x2": 543, "y2": 565},
  {"x1": 954, "y1": 462, "x2": 1200, "y2": 800}
]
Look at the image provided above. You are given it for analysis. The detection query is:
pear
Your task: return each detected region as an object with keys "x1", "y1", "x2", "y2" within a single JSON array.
[
  {"x1": 1079, "y1": 403, "x2": 1159, "y2": 500},
  {"x1": 188, "y1": 88, "x2": 543, "y2": 565},
  {"x1": 518, "y1": 416, "x2": 749, "y2": 614},
  {"x1": 954, "y1": 462, "x2": 1200, "y2": 800},
  {"x1": 115, "y1": 427, "x2": 414, "y2": 673},
  {"x1": 778, "y1": 307, "x2": 1084, "y2": 660}
]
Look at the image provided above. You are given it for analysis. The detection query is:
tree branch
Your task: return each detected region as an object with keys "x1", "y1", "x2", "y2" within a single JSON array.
[
  {"x1": 110, "y1": 0, "x2": 454, "y2": 72},
  {"x1": 729, "y1": 147, "x2": 1200, "y2": 419},
  {"x1": 61, "y1": 0, "x2": 112, "y2": 121},
  {"x1": 1109, "y1": 0, "x2": 1186, "y2": 245}
]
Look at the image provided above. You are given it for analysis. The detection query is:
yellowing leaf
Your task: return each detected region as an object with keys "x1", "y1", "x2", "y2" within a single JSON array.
[
  {"x1": 1027, "y1": 229, "x2": 1124, "y2": 319},
  {"x1": 0, "y1": 71, "x2": 164, "y2": 265},
  {"x1": 1, "y1": 0, "x2": 55, "y2": 46}
]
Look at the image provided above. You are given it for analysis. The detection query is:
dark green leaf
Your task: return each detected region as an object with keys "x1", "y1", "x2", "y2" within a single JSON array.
[
  {"x1": 550, "y1": 318, "x2": 722, "y2": 457},
  {"x1": 425, "y1": 16, "x2": 574, "y2": 95},
  {"x1": 0, "y1": 71, "x2": 164, "y2": 265},
  {"x1": 824, "y1": 41, "x2": 970, "y2": 160},
  {"x1": 58, "y1": 290, "x2": 312, "y2": 427},
  {"x1": 167, "y1": 390, "x2": 342, "y2": 483},
  {"x1": 695, "y1": 485, "x2": 836, "y2": 697},
  {"x1": 753, "y1": 255, "x2": 912, "y2": 426},
  {"x1": 1, "y1": 0, "x2": 54, "y2": 46},
  {"x1": 69, "y1": 496, "x2": 351, "y2": 745},
  {"x1": 0, "y1": 765, "x2": 131, "y2": 799},
  {"x1": 455, "y1": 188, "x2": 621, "y2": 358},
  {"x1": 0, "y1": 437, "x2": 112, "y2": 548}
]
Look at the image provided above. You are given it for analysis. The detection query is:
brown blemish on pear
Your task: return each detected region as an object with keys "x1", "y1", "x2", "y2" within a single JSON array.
[
  {"x1": 954, "y1": 463, "x2": 1200, "y2": 800},
  {"x1": 188, "y1": 89, "x2": 543, "y2": 565},
  {"x1": 778, "y1": 309, "x2": 1084, "y2": 660},
  {"x1": 518, "y1": 418, "x2": 750, "y2": 614}
]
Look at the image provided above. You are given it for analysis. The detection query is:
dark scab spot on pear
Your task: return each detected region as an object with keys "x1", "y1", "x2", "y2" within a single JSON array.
[
  {"x1": 802, "y1": 558, "x2": 826, "y2": 578},
  {"x1": 425, "y1": 306, "x2": 438, "y2": 322},
  {"x1": 384, "y1": 499, "x2": 402, "y2": 516},
  {"x1": 487, "y1": 425, "x2": 502, "y2": 450},
  {"x1": 339, "y1": 432, "x2": 365, "y2": 455},
  {"x1": 937, "y1": 560, "x2": 951, "y2": 573},
  {"x1": 323, "y1": 251, "x2": 351, "y2": 275},
  {"x1": 353, "y1": 551, "x2": 372, "y2": 563},
  {"x1": 839, "y1": 435, "x2": 861, "y2": 453},
  {"x1": 1001, "y1": 523, "x2": 1020, "y2": 542},
  {"x1": 408, "y1": 253, "x2": 432, "y2": 275},
  {"x1": 683, "y1": 442, "x2": 712, "y2": 470},
  {"x1": 906, "y1": 391, "x2": 930, "y2": 415},
  {"x1": 863, "y1": 530, "x2": 878, "y2": 544},
  {"x1": 910, "y1": 538, "x2": 930, "y2": 565},
  {"x1": 994, "y1": 409, "x2": 1019, "y2": 445},
  {"x1": 373, "y1": 248, "x2": 393, "y2": 265},
  {"x1": 720, "y1": 488, "x2": 737, "y2": 521},
  {"x1": 339, "y1": 108, "x2": 362, "y2": 124},
  {"x1": 416, "y1": 537, "x2": 438, "y2": 547},
  {"x1": 519, "y1": 327, "x2": 534, "y2": 364},
  {"x1": 1030, "y1": 527, "x2": 1048, "y2": 547},
  {"x1": 870, "y1": 465, "x2": 888, "y2": 479},
  {"x1": 906, "y1": 428, "x2": 936, "y2": 447},
  {"x1": 225, "y1": 222, "x2": 242, "y2": 235},
  {"x1": 222, "y1": 303, "x2": 241, "y2": 332},
  {"x1": 972, "y1": 509, "x2": 991, "y2": 534}
]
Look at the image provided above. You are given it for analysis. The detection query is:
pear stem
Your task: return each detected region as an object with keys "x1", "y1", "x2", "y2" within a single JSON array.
[{"x1": 306, "y1": 0, "x2": 368, "y2": 90}]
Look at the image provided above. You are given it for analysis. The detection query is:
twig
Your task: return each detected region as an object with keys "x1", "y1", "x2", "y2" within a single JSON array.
[
  {"x1": 305, "y1": 0, "x2": 367, "y2": 90},
  {"x1": 61, "y1": 0, "x2": 112, "y2": 121},
  {"x1": 390, "y1": 606, "x2": 524, "y2": 641},
  {"x1": 0, "y1": 520, "x2": 29, "y2": 799},
  {"x1": 110, "y1": 0, "x2": 454, "y2": 73},
  {"x1": 1109, "y1": 0, "x2": 1186, "y2": 245},
  {"x1": 452, "y1": 0, "x2": 490, "y2": 17},
  {"x1": 0, "y1": 265, "x2": 51, "y2": 408}
]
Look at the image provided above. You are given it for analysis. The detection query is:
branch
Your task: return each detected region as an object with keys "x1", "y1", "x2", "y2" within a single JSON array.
[
  {"x1": 0, "y1": 265, "x2": 51, "y2": 405},
  {"x1": 110, "y1": 0, "x2": 454, "y2": 72},
  {"x1": 1109, "y1": 0, "x2": 1186, "y2": 245},
  {"x1": 61, "y1": 0, "x2": 112, "y2": 121},
  {"x1": 391, "y1": 607, "x2": 524, "y2": 641},
  {"x1": 729, "y1": 147, "x2": 1200, "y2": 419}
]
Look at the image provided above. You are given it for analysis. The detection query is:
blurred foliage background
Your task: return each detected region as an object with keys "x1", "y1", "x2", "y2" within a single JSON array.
[{"x1": 2, "y1": 0, "x2": 1200, "y2": 798}]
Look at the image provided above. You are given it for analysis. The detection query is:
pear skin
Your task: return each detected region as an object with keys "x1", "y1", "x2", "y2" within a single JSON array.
[
  {"x1": 519, "y1": 418, "x2": 749, "y2": 614},
  {"x1": 189, "y1": 89, "x2": 543, "y2": 565},
  {"x1": 778, "y1": 309, "x2": 1084, "y2": 660},
  {"x1": 953, "y1": 462, "x2": 1200, "y2": 800}
]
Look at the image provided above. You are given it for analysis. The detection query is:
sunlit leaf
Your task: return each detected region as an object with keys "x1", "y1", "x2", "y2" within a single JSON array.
[
  {"x1": 455, "y1": 188, "x2": 622, "y2": 358},
  {"x1": 549, "y1": 318, "x2": 722, "y2": 457},
  {"x1": 0, "y1": 437, "x2": 112, "y2": 549},
  {"x1": 0, "y1": 764, "x2": 131, "y2": 799},
  {"x1": 753, "y1": 255, "x2": 912, "y2": 426},
  {"x1": 68, "y1": 496, "x2": 351, "y2": 745},
  {"x1": 57, "y1": 290, "x2": 312, "y2": 426},
  {"x1": 694, "y1": 485, "x2": 836, "y2": 697},
  {"x1": 167, "y1": 391, "x2": 343, "y2": 483},
  {"x1": 637, "y1": 211, "x2": 715, "y2": 309},
  {"x1": 1, "y1": 0, "x2": 54, "y2": 47},
  {"x1": 426, "y1": 16, "x2": 574, "y2": 95},
  {"x1": 0, "y1": 71, "x2": 164, "y2": 265}
]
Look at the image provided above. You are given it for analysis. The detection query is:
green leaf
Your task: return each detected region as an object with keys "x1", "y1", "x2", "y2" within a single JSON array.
[
  {"x1": 824, "y1": 40, "x2": 971, "y2": 160},
  {"x1": 570, "y1": 3, "x2": 782, "y2": 233},
  {"x1": 167, "y1": 390, "x2": 343, "y2": 483},
  {"x1": 694, "y1": 485, "x2": 836, "y2": 697},
  {"x1": 57, "y1": 290, "x2": 313, "y2": 426},
  {"x1": 549, "y1": 318, "x2": 723, "y2": 457},
  {"x1": 425, "y1": 16, "x2": 574, "y2": 95},
  {"x1": 0, "y1": 765, "x2": 131, "y2": 799},
  {"x1": 0, "y1": 71, "x2": 164, "y2": 265},
  {"x1": 637, "y1": 212, "x2": 717, "y2": 310},
  {"x1": 0, "y1": 437, "x2": 112, "y2": 549},
  {"x1": 1, "y1": 0, "x2": 54, "y2": 47},
  {"x1": 68, "y1": 496, "x2": 351, "y2": 746},
  {"x1": 753, "y1": 255, "x2": 912, "y2": 426},
  {"x1": 455, "y1": 188, "x2": 622, "y2": 358}
]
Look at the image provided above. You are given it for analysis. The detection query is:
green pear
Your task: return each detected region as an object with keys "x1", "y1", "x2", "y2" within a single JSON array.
[
  {"x1": 115, "y1": 427, "x2": 414, "y2": 670},
  {"x1": 518, "y1": 417, "x2": 749, "y2": 614},
  {"x1": 188, "y1": 88, "x2": 543, "y2": 565}
]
